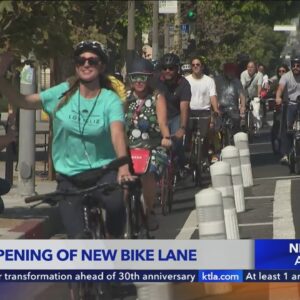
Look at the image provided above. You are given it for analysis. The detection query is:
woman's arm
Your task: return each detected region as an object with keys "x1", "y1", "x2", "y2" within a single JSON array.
[
  {"x1": 0, "y1": 53, "x2": 42, "y2": 110},
  {"x1": 0, "y1": 78, "x2": 42, "y2": 110}
]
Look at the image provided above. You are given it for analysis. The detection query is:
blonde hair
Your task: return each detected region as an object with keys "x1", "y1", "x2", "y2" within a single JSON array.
[{"x1": 54, "y1": 74, "x2": 118, "y2": 114}]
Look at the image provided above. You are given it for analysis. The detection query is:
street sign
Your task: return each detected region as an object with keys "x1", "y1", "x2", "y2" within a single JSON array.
[
  {"x1": 180, "y1": 24, "x2": 190, "y2": 33},
  {"x1": 159, "y1": 1, "x2": 177, "y2": 14}
]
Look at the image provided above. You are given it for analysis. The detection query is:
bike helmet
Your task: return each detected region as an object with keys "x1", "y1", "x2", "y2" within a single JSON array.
[
  {"x1": 128, "y1": 57, "x2": 154, "y2": 75},
  {"x1": 74, "y1": 40, "x2": 108, "y2": 64},
  {"x1": 159, "y1": 53, "x2": 180, "y2": 68},
  {"x1": 181, "y1": 63, "x2": 192, "y2": 72},
  {"x1": 291, "y1": 55, "x2": 300, "y2": 64}
]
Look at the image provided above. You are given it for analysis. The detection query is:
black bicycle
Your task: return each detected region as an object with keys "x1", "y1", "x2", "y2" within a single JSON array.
[
  {"x1": 25, "y1": 156, "x2": 143, "y2": 300},
  {"x1": 219, "y1": 107, "x2": 239, "y2": 148},
  {"x1": 188, "y1": 116, "x2": 210, "y2": 187},
  {"x1": 243, "y1": 98, "x2": 255, "y2": 142},
  {"x1": 288, "y1": 97, "x2": 300, "y2": 174}
]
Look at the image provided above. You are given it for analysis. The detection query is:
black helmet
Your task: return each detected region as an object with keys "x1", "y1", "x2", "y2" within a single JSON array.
[
  {"x1": 74, "y1": 40, "x2": 108, "y2": 64},
  {"x1": 128, "y1": 57, "x2": 154, "y2": 75},
  {"x1": 159, "y1": 53, "x2": 180, "y2": 68},
  {"x1": 291, "y1": 55, "x2": 300, "y2": 64}
]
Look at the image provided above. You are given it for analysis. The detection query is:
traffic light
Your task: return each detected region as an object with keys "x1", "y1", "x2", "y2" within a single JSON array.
[{"x1": 187, "y1": 9, "x2": 196, "y2": 22}]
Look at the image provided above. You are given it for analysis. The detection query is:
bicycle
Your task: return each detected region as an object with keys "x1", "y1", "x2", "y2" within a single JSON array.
[
  {"x1": 243, "y1": 98, "x2": 255, "y2": 142},
  {"x1": 159, "y1": 137, "x2": 178, "y2": 216},
  {"x1": 288, "y1": 96, "x2": 300, "y2": 174},
  {"x1": 188, "y1": 116, "x2": 210, "y2": 187},
  {"x1": 126, "y1": 147, "x2": 153, "y2": 239},
  {"x1": 25, "y1": 156, "x2": 140, "y2": 300},
  {"x1": 219, "y1": 107, "x2": 239, "y2": 148}
]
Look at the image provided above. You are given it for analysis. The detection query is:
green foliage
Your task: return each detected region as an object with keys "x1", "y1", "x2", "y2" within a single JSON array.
[{"x1": 190, "y1": 0, "x2": 300, "y2": 73}]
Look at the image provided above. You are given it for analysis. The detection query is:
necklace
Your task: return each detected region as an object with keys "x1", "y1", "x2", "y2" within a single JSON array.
[{"x1": 78, "y1": 88, "x2": 101, "y2": 166}]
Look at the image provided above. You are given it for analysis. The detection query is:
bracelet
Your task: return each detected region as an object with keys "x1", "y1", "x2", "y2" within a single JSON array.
[{"x1": 163, "y1": 136, "x2": 171, "y2": 139}]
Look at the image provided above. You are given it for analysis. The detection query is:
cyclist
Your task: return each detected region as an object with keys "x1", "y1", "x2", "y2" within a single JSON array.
[
  {"x1": 125, "y1": 57, "x2": 171, "y2": 230},
  {"x1": 156, "y1": 53, "x2": 191, "y2": 175},
  {"x1": 240, "y1": 61, "x2": 263, "y2": 129},
  {"x1": 276, "y1": 55, "x2": 300, "y2": 164},
  {"x1": 185, "y1": 56, "x2": 220, "y2": 163},
  {"x1": 0, "y1": 41, "x2": 134, "y2": 238},
  {"x1": 214, "y1": 62, "x2": 246, "y2": 135}
]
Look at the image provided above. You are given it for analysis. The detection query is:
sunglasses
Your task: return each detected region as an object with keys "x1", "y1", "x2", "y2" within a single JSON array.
[
  {"x1": 75, "y1": 56, "x2": 100, "y2": 66},
  {"x1": 278, "y1": 69, "x2": 286, "y2": 73},
  {"x1": 192, "y1": 63, "x2": 201, "y2": 67},
  {"x1": 292, "y1": 63, "x2": 300, "y2": 68},
  {"x1": 129, "y1": 74, "x2": 149, "y2": 83},
  {"x1": 162, "y1": 65, "x2": 176, "y2": 71}
]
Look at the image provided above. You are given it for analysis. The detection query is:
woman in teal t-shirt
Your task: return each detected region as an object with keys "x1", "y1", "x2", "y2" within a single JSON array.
[{"x1": 0, "y1": 41, "x2": 133, "y2": 238}]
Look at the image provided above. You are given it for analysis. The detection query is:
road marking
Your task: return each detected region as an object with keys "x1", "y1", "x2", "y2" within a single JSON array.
[
  {"x1": 176, "y1": 209, "x2": 197, "y2": 239},
  {"x1": 244, "y1": 196, "x2": 273, "y2": 200},
  {"x1": 250, "y1": 142, "x2": 272, "y2": 146},
  {"x1": 238, "y1": 222, "x2": 272, "y2": 227},
  {"x1": 255, "y1": 175, "x2": 300, "y2": 181},
  {"x1": 273, "y1": 179, "x2": 294, "y2": 238}
]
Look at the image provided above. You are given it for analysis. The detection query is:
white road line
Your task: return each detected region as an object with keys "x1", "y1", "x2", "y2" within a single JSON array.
[
  {"x1": 244, "y1": 196, "x2": 273, "y2": 200},
  {"x1": 176, "y1": 209, "x2": 197, "y2": 240},
  {"x1": 249, "y1": 142, "x2": 272, "y2": 146},
  {"x1": 255, "y1": 175, "x2": 300, "y2": 181},
  {"x1": 238, "y1": 222, "x2": 272, "y2": 227},
  {"x1": 273, "y1": 179, "x2": 294, "y2": 238}
]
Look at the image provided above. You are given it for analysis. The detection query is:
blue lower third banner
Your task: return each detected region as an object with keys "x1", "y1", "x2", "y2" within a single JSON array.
[{"x1": 255, "y1": 240, "x2": 300, "y2": 269}]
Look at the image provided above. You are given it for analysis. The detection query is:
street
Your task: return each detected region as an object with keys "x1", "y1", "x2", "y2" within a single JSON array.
[{"x1": 2, "y1": 110, "x2": 300, "y2": 300}]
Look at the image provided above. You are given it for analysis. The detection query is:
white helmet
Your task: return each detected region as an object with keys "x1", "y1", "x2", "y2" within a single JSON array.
[{"x1": 181, "y1": 63, "x2": 192, "y2": 72}]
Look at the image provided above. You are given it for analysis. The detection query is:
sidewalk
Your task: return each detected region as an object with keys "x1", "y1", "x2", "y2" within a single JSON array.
[{"x1": 0, "y1": 116, "x2": 63, "y2": 239}]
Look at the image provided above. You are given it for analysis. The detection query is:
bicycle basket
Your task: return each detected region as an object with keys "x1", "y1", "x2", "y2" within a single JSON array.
[{"x1": 130, "y1": 148, "x2": 151, "y2": 175}]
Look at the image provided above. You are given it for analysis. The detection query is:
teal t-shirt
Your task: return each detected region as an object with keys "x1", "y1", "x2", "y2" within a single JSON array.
[{"x1": 40, "y1": 82, "x2": 125, "y2": 176}]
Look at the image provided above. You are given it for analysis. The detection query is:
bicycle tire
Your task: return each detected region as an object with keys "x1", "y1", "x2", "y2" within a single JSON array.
[
  {"x1": 194, "y1": 137, "x2": 202, "y2": 187},
  {"x1": 247, "y1": 111, "x2": 254, "y2": 143},
  {"x1": 160, "y1": 170, "x2": 169, "y2": 216}
]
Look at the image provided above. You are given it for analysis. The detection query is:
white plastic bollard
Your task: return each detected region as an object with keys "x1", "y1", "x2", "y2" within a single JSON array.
[
  {"x1": 210, "y1": 161, "x2": 240, "y2": 239},
  {"x1": 221, "y1": 146, "x2": 245, "y2": 213},
  {"x1": 135, "y1": 283, "x2": 174, "y2": 300},
  {"x1": 195, "y1": 188, "x2": 232, "y2": 295},
  {"x1": 233, "y1": 132, "x2": 253, "y2": 187},
  {"x1": 195, "y1": 188, "x2": 226, "y2": 239}
]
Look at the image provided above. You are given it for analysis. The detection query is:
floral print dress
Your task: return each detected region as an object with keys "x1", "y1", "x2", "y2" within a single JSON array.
[{"x1": 125, "y1": 91, "x2": 168, "y2": 177}]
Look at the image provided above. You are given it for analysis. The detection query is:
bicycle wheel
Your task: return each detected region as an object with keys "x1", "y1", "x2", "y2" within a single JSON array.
[
  {"x1": 127, "y1": 190, "x2": 148, "y2": 239},
  {"x1": 246, "y1": 111, "x2": 254, "y2": 143},
  {"x1": 160, "y1": 169, "x2": 169, "y2": 216},
  {"x1": 194, "y1": 137, "x2": 202, "y2": 187}
]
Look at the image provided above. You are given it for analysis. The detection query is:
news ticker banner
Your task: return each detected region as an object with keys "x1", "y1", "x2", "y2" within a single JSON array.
[{"x1": 0, "y1": 240, "x2": 299, "y2": 282}]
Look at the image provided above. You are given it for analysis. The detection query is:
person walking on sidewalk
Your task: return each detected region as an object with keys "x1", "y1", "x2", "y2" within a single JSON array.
[{"x1": 0, "y1": 41, "x2": 134, "y2": 238}]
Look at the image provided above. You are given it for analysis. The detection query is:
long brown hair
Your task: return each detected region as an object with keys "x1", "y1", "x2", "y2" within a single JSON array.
[{"x1": 54, "y1": 74, "x2": 116, "y2": 114}]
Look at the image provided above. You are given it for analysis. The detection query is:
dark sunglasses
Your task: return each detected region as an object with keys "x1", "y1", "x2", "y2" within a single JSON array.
[
  {"x1": 162, "y1": 65, "x2": 176, "y2": 71},
  {"x1": 278, "y1": 69, "x2": 286, "y2": 73},
  {"x1": 292, "y1": 63, "x2": 300, "y2": 68},
  {"x1": 75, "y1": 56, "x2": 100, "y2": 66},
  {"x1": 192, "y1": 63, "x2": 201, "y2": 67}
]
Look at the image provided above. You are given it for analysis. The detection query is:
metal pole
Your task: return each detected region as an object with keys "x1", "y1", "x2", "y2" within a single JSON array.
[
  {"x1": 126, "y1": 0, "x2": 135, "y2": 73},
  {"x1": 164, "y1": 14, "x2": 170, "y2": 54},
  {"x1": 18, "y1": 63, "x2": 36, "y2": 196},
  {"x1": 152, "y1": 1, "x2": 159, "y2": 60}
]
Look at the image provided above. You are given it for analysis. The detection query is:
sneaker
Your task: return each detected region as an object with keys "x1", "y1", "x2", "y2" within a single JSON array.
[
  {"x1": 280, "y1": 155, "x2": 288, "y2": 165},
  {"x1": 211, "y1": 155, "x2": 219, "y2": 163},
  {"x1": 147, "y1": 211, "x2": 159, "y2": 231}
]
